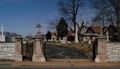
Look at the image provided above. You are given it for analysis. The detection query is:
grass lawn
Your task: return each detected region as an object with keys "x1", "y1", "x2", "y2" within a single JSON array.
[{"x1": 45, "y1": 41, "x2": 93, "y2": 59}]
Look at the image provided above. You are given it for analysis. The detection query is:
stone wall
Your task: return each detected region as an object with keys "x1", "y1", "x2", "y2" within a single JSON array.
[
  {"x1": 107, "y1": 42, "x2": 120, "y2": 62},
  {"x1": 0, "y1": 43, "x2": 15, "y2": 60}
]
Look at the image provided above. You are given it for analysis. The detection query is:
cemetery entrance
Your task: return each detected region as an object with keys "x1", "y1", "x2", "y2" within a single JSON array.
[
  {"x1": 45, "y1": 44, "x2": 89, "y2": 59},
  {"x1": 23, "y1": 42, "x2": 33, "y2": 61}
]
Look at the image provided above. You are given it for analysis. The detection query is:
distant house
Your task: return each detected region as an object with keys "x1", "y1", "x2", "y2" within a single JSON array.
[
  {"x1": 68, "y1": 30, "x2": 74, "y2": 35},
  {"x1": 51, "y1": 32, "x2": 57, "y2": 41},
  {"x1": 86, "y1": 26, "x2": 107, "y2": 34},
  {"x1": 67, "y1": 30, "x2": 74, "y2": 41},
  {"x1": 81, "y1": 29, "x2": 87, "y2": 34},
  {"x1": 81, "y1": 26, "x2": 107, "y2": 41},
  {"x1": 81, "y1": 25, "x2": 118, "y2": 41},
  {"x1": 103, "y1": 24, "x2": 118, "y2": 41}
]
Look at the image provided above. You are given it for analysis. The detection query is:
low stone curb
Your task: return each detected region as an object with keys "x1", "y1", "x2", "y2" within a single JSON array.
[{"x1": 0, "y1": 63, "x2": 12, "y2": 66}]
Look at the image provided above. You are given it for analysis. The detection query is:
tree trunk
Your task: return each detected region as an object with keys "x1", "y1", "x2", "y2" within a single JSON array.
[
  {"x1": 73, "y1": 14, "x2": 76, "y2": 33},
  {"x1": 78, "y1": 22, "x2": 84, "y2": 41}
]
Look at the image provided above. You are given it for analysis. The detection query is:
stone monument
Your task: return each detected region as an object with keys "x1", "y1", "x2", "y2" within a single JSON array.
[
  {"x1": 95, "y1": 24, "x2": 108, "y2": 62},
  {"x1": 0, "y1": 24, "x2": 5, "y2": 42},
  {"x1": 74, "y1": 24, "x2": 79, "y2": 43},
  {"x1": 63, "y1": 37, "x2": 67, "y2": 44},
  {"x1": 32, "y1": 24, "x2": 46, "y2": 62}
]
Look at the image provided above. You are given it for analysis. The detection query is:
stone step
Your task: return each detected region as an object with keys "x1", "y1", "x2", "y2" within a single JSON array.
[{"x1": 47, "y1": 59, "x2": 93, "y2": 62}]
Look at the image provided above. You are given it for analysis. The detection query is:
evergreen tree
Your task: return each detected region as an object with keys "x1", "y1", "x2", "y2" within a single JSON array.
[
  {"x1": 46, "y1": 31, "x2": 51, "y2": 41},
  {"x1": 57, "y1": 17, "x2": 68, "y2": 39}
]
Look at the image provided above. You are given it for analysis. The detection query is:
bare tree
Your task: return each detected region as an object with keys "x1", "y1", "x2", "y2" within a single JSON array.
[
  {"x1": 90, "y1": 0, "x2": 120, "y2": 41},
  {"x1": 1, "y1": 32, "x2": 17, "y2": 42},
  {"x1": 57, "y1": 0, "x2": 84, "y2": 32},
  {"x1": 47, "y1": 17, "x2": 59, "y2": 31},
  {"x1": 90, "y1": 0, "x2": 116, "y2": 26}
]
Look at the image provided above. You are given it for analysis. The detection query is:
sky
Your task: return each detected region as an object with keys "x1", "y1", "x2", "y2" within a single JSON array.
[{"x1": 0, "y1": 0, "x2": 95, "y2": 37}]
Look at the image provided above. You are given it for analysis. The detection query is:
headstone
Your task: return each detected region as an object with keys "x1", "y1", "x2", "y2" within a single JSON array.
[
  {"x1": 89, "y1": 41, "x2": 91, "y2": 44},
  {"x1": 61, "y1": 40, "x2": 63, "y2": 43},
  {"x1": 0, "y1": 24, "x2": 5, "y2": 42},
  {"x1": 67, "y1": 41, "x2": 71, "y2": 43},
  {"x1": 51, "y1": 39, "x2": 53, "y2": 41},
  {"x1": 32, "y1": 24, "x2": 46, "y2": 62},
  {"x1": 63, "y1": 37, "x2": 67, "y2": 44}
]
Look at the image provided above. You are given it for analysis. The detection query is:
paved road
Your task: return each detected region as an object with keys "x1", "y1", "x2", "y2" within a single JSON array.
[
  {"x1": 0, "y1": 66, "x2": 120, "y2": 69},
  {"x1": 45, "y1": 44, "x2": 89, "y2": 59}
]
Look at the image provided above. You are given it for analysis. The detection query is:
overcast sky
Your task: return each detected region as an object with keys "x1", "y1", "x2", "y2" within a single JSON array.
[{"x1": 0, "y1": 0, "x2": 95, "y2": 37}]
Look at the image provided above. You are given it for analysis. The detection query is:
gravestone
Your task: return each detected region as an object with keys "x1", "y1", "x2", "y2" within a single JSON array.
[
  {"x1": 32, "y1": 24, "x2": 46, "y2": 62},
  {"x1": 61, "y1": 40, "x2": 63, "y2": 44},
  {"x1": 63, "y1": 37, "x2": 67, "y2": 44},
  {"x1": 67, "y1": 41, "x2": 71, "y2": 43},
  {"x1": 51, "y1": 39, "x2": 53, "y2": 41}
]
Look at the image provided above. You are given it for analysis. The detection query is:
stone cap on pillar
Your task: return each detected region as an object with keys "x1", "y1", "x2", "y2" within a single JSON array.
[
  {"x1": 15, "y1": 34, "x2": 23, "y2": 39},
  {"x1": 34, "y1": 35, "x2": 43, "y2": 39},
  {"x1": 95, "y1": 37, "x2": 107, "y2": 39}
]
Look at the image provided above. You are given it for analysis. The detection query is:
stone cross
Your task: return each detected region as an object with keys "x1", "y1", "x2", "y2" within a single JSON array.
[
  {"x1": 100, "y1": 24, "x2": 103, "y2": 36},
  {"x1": 36, "y1": 24, "x2": 41, "y2": 35}
]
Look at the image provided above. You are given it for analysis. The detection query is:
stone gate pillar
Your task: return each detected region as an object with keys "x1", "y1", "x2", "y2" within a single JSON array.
[
  {"x1": 32, "y1": 24, "x2": 46, "y2": 62},
  {"x1": 14, "y1": 34, "x2": 23, "y2": 61},
  {"x1": 32, "y1": 35, "x2": 46, "y2": 62},
  {"x1": 95, "y1": 37, "x2": 108, "y2": 62}
]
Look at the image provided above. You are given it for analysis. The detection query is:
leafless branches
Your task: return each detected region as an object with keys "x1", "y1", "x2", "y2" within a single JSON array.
[{"x1": 58, "y1": 0, "x2": 84, "y2": 32}]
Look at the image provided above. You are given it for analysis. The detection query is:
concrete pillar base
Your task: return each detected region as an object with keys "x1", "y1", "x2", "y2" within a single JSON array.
[
  {"x1": 32, "y1": 55, "x2": 46, "y2": 62},
  {"x1": 95, "y1": 55, "x2": 108, "y2": 62},
  {"x1": 14, "y1": 55, "x2": 22, "y2": 61}
]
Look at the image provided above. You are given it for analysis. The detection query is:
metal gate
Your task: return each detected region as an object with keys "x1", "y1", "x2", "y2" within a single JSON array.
[{"x1": 23, "y1": 42, "x2": 33, "y2": 61}]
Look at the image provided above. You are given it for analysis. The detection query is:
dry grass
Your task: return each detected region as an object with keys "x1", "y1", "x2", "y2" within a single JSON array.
[{"x1": 46, "y1": 41, "x2": 93, "y2": 58}]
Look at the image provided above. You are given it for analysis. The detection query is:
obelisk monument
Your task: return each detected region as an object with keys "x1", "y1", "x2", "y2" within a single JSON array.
[{"x1": 0, "y1": 24, "x2": 5, "y2": 42}]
